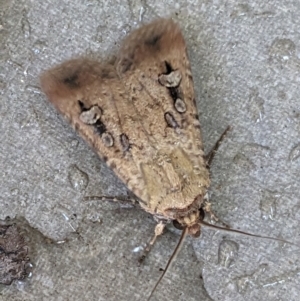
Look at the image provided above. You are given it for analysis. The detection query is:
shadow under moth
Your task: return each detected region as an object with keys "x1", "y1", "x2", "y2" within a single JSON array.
[{"x1": 40, "y1": 18, "x2": 295, "y2": 300}]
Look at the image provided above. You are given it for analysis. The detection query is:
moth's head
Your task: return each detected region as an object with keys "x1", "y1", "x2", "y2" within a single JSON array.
[
  {"x1": 187, "y1": 223, "x2": 201, "y2": 237},
  {"x1": 173, "y1": 208, "x2": 205, "y2": 238}
]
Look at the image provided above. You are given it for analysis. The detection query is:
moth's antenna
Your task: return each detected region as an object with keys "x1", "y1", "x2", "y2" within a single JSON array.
[
  {"x1": 147, "y1": 227, "x2": 188, "y2": 301},
  {"x1": 199, "y1": 220, "x2": 299, "y2": 247}
]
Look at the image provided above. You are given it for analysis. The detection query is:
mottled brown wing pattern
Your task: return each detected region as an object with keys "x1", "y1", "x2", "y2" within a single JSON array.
[
  {"x1": 40, "y1": 59, "x2": 150, "y2": 204},
  {"x1": 40, "y1": 19, "x2": 209, "y2": 221}
]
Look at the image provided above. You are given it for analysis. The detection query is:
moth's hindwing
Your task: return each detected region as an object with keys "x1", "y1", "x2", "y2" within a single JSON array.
[{"x1": 40, "y1": 19, "x2": 209, "y2": 221}]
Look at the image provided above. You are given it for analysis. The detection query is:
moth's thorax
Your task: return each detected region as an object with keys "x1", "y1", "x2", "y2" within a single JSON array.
[{"x1": 139, "y1": 147, "x2": 209, "y2": 217}]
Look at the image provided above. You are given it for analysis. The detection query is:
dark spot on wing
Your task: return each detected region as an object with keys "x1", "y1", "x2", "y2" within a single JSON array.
[
  {"x1": 165, "y1": 112, "x2": 179, "y2": 128},
  {"x1": 110, "y1": 161, "x2": 116, "y2": 169},
  {"x1": 120, "y1": 134, "x2": 130, "y2": 152},
  {"x1": 169, "y1": 87, "x2": 179, "y2": 102},
  {"x1": 173, "y1": 219, "x2": 185, "y2": 230},
  {"x1": 174, "y1": 98, "x2": 186, "y2": 113},
  {"x1": 161, "y1": 62, "x2": 186, "y2": 114},
  {"x1": 164, "y1": 61, "x2": 173, "y2": 74},
  {"x1": 118, "y1": 53, "x2": 135, "y2": 73},
  {"x1": 101, "y1": 68, "x2": 115, "y2": 79},
  {"x1": 145, "y1": 34, "x2": 162, "y2": 46},
  {"x1": 78, "y1": 100, "x2": 86, "y2": 111},
  {"x1": 102, "y1": 132, "x2": 114, "y2": 147},
  {"x1": 64, "y1": 74, "x2": 79, "y2": 88},
  {"x1": 94, "y1": 120, "x2": 107, "y2": 136}
]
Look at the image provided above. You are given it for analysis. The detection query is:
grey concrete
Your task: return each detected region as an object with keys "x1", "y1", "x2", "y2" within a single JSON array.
[{"x1": 1, "y1": 0, "x2": 300, "y2": 300}]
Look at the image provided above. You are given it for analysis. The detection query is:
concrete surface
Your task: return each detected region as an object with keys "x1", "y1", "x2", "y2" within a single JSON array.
[{"x1": 1, "y1": 0, "x2": 300, "y2": 300}]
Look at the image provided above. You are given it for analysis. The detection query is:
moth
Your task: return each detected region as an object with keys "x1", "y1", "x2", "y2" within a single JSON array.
[
  {"x1": 40, "y1": 19, "x2": 293, "y2": 299},
  {"x1": 41, "y1": 18, "x2": 215, "y2": 238}
]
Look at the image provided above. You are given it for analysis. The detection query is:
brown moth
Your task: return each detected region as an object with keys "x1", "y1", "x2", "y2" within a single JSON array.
[{"x1": 41, "y1": 19, "x2": 212, "y2": 240}]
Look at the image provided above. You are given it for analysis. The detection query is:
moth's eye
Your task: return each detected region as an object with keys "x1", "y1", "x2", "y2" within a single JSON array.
[{"x1": 173, "y1": 219, "x2": 185, "y2": 230}]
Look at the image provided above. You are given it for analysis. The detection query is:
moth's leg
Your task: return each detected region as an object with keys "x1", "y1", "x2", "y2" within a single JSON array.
[
  {"x1": 139, "y1": 222, "x2": 166, "y2": 264},
  {"x1": 202, "y1": 194, "x2": 230, "y2": 228},
  {"x1": 205, "y1": 126, "x2": 231, "y2": 168},
  {"x1": 84, "y1": 195, "x2": 139, "y2": 208},
  {"x1": 202, "y1": 193, "x2": 218, "y2": 222},
  {"x1": 203, "y1": 200, "x2": 218, "y2": 223}
]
